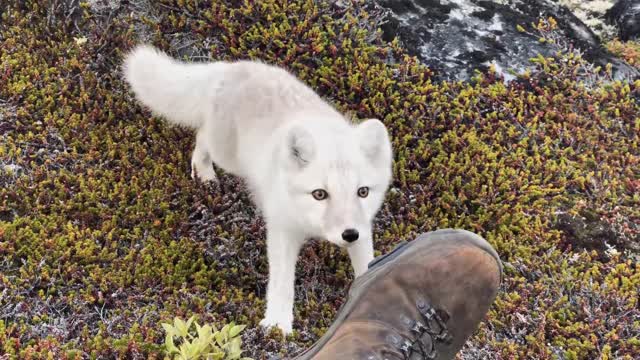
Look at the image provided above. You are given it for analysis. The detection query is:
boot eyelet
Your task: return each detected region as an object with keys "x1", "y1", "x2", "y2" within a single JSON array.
[
  {"x1": 387, "y1": 334, "x2": 401, "y2": 346},
  {"x1": 399, "y1": 340, "x2": 413, "y2": 356},
  {"x1": 411, "y1": 320, "x2": 427, "y2": 334},
  {"x1": 401, "y1": 314, "x2": 414, "y2": 327},
  {"x1": 391, "y1": 300, "x2": 452, "y2": 359}
]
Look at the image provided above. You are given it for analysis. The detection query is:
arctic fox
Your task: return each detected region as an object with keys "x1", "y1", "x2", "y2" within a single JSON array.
[{"x1": 123, "y1": 45, "x2": 393, "y2": 334}]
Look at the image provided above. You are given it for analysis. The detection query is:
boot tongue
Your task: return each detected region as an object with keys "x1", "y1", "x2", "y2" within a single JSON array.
[{"x1": 345, "y1": 268, "x2": 453, "y2": 358}]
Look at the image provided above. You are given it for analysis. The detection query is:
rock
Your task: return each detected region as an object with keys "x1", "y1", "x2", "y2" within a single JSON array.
[
  {"x1": 375, "y1": 0, "x2": 640, "y2": 81},
  {"x1": 550, "y1": 0, "x2": 618, "y2": 40},
  {"x1": 554, "y1": 211, "x2": 640, "y2": 259},
  {"x1": 606, "y1": 0, "x2": 640, "y2": 40}
]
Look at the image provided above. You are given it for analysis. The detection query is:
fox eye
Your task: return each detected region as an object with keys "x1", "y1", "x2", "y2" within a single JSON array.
[
  {"x1": 357, "y1": 186, "x2": 369, "y2": 198},
  {"x1": 312, "y1": 189, "x2": 328, "y2": 200}
]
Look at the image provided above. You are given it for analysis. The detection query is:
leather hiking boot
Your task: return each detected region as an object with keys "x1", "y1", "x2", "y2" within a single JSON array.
[{"x1": 292, "y1": 228, "x2": 503, "y2": 360}]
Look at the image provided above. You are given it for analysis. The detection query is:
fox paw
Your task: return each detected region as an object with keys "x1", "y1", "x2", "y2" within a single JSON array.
[
  {"x1": 190, "y1": 162, "x2": 218, "y2": 183},
  {"x1": 259, "y1": 317, "x2": 293, "y2": 335}
]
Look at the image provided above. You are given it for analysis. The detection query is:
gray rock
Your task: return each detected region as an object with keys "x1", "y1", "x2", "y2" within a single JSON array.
[
  {"x1": 375, "y1": 0, "x2": 639, "y2": 81},
  {"x1": 606, "y1": 0, "x2": 640, "y2": 40}
]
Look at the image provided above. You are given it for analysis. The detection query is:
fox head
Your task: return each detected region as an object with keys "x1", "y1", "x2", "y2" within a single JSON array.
[{"x1": 278, "y1": 117, "x2": 393, "y2": 247}]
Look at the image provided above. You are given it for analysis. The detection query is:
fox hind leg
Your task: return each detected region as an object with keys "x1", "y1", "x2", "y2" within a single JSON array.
[{"x1": 190, "y1": 133, "x2": 218, "y2": 182}]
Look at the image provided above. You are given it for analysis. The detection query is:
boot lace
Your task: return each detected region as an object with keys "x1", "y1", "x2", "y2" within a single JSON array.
[{"x1": 390, "y1": 298, "x2": 453, "y2": 359}]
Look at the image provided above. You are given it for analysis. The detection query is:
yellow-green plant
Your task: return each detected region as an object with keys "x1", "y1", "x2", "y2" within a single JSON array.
[
  {"x1": 606, "y1": 39, "x2": 640, "y2": 69},
  {"x1": 161, "y1": 316, "x2": 252, "y2": 360}
]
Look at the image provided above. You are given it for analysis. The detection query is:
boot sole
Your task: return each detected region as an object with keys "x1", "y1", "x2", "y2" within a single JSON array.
[{"x1": 293, "y1": 228, "x2": 503, "y2": 359}]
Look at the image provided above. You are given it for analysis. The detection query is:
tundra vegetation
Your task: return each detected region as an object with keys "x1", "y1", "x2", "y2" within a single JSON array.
[{"x1": 0, "y1": 1, "x2": 638, "y2": 359}]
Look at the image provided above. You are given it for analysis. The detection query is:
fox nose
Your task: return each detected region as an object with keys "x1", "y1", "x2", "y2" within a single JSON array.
[{"x1": 342, "y1": 229, "x2": 359, "y2": 243}]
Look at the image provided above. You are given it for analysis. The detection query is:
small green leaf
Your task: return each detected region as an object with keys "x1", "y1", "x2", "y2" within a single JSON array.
[
  {"x1": 214, "y1": 331, "x2": 225, "y2": 347},
  {"x1": 185, "y1": 315, "x2": 197, "y2": 331},
  {"x1": 221, "y1": 324, "x2": 230, "y2": 338},
  {"x1": 197, "y1": 324, "x2": 213, "y2": 341},
  {"x1": 164, "y1": 334, "x2": 179, "y2": 354},
  {"x1": 175, "y1": 317, "x2": 189, "y2": 338},
  {"x1": 229, "y1": 324, "x2": 246, "y2": 338},
  {"x1": 208, "y1": 350, "x2": 225, "y2": 360},
  {"x1": 161, "y1": 323, "x2": 175, "y2": 337}
]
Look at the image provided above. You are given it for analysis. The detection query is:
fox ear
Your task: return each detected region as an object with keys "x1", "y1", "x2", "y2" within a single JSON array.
[
  {"x1": 356, "y1": 119, "x2": 392, "y2": 168},
  {"x1": 285, "y1": 125, "x2": 315, "y2": 169}
]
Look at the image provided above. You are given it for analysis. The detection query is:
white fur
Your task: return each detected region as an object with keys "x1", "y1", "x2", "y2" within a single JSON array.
[{"x1": 123, "y1": 45, "x2": 393, "y2": 334}]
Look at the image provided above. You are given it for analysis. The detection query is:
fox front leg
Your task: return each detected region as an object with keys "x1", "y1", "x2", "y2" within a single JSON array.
[
  {"x1": 259, "y1": 226, "x2": 303, "y2": 335},
  {"x1": 347, "y1": 230, "x2": 374, "y2": 277}
]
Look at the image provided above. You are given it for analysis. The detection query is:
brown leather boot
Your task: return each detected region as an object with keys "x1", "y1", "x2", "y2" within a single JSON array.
[{"x1": 292, "y1": 228, "x2": 503, "y2": 360}]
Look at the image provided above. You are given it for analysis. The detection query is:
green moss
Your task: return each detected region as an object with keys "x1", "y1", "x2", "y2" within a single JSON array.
[{"x1": 1, "y1": 0, "x2": 639, "y2": 359}]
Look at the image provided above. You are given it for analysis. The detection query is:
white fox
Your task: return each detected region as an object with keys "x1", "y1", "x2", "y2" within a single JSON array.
[{"x1": 123, "y1": 45, "x2": 393, "y2": 334}]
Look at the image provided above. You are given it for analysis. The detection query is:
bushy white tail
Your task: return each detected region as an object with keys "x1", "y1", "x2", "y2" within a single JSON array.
[{"x1": 123, "y1": 45, "x2": 223, "y2": 129}]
